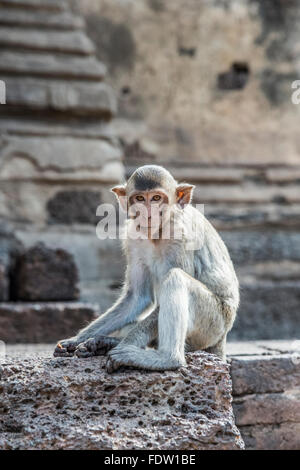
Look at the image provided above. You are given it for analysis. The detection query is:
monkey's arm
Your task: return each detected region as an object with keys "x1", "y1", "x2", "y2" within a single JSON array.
[{"x1": 54, "y1": 265, "x2": 154, "y2": 356}]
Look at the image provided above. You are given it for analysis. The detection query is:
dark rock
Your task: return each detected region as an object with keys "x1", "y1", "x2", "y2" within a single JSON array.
[
  {"x1": 218, "y1": 62, "x2": 250, "y2": 90},
  {"x1": 12, "y1": 242, "x2": 79, "y2": 301},
  {"x1": 47, "y1": 190, "x2": 102, "y2": 225},
  {"x1": 0, "y1": 263, "x2": 8, "y2": 301},
  {"x1": 0, "y1": 352, "x2": 244, "y2": 450},
  {"x1": 0, "y1": 220, "x2": 24, "y2": 300},
  {"x1": 0, "y1": 302, "x2": 98, "y2": 343}
]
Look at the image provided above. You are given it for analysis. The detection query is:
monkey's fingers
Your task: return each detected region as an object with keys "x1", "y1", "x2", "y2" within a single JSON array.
[
  {"x1": 106, "y1": 357, "x2": 122, "y2": 373},
  {"x1": 53, "y1": 346, "x2": 74, "y2": 358},
  {"x1": 75, "y1": 343, "x2": 95, "y2": 358}
]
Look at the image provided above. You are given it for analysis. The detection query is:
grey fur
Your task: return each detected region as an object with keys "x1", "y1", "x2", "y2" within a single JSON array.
[{"x1": 54, "y1": 166, "x2": 239, "y2": 372}]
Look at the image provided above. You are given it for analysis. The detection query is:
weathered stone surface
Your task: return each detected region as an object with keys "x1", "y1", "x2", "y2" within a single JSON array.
[
  {"x1": 207, "y1": 204, "x2": 300, "y2": 230},
  {"x1": 222, "y1": 231, "x2": 300, "y2": 266},
  {"x1": 229, "y1": 281, "x2": 300, "y2": 341},
  {"x1": 230, "y1": 351, "x2": 300, "y2": 450},
  {"x1": 0, "y1": 353, "x2": 244, "y2": 450},
  {"x1": 0, "y1": 221, "x2": 24, "y2": 301},
  {"x1": 193, "y1": 184, "x2": 300, "y2": 204},
  {"x1": 47, "y1": 190, "x2": 102, "y2": 225},
  {"x1": 0, "y1": 262, "x2": 8, "y2": 302},
  {"x1": 0, "y1": 116, "x2": 119, "y2": 139},
  {"x1": 81, "y1": 0, "x2": 300, "y2": 166},
  {"x1": 233, "y1": 391, "x2": 300, "y2": 427},
  {"x1": 0, "y1": 51, "x2": 106, "y2": 79},
  {"x1": 0, "y1": 8, "x2": 84, "y2": 29},
  {"x1": 0, "y1": 28, "x2": 94, "y2": 55},
  {"x1": 0, "y1": 0, "x2": 66, "y2": 11},
  {"x1": 3, "y1": 77, "x2": 117, "y2": 116},
  {"x1": 230, "y1": 355, "x2": 300, "y2": 396},
  {"x1": 12, "y1": 243, "x2": 79, "y2": 301},
  {"x1": 266, "y1": 168, "x2": 300, "y2": 183},
  {"x1": 239, "y1": 422, "x2": 300, "y2": 451},
  {"x1": 228, "y1": 339, "x2": 300, "y2": 358},
  {"x1": 0, "y1": 136, "x2": 122, "y2": 175},
  {"x1": 0, "y1": 302, "x2": 98, "y2": 343}
]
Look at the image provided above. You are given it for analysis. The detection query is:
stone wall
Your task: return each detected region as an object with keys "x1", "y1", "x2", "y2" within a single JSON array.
[
  {"x1": 0, "y1": 0, "x2": 300, "y2": 339},
  {"x1": 77, "y1": 0, "x2": 300, "y2": 338},
  {"x1": 229, "y1": 341, "x2": 300, "y2": 450},
  {"x1": 0, "y1": 0, "x2": 125, "y2": 311}
]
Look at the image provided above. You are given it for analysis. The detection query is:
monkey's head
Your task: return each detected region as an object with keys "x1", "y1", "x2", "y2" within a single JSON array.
[{"x1": 111, "y1": 165, "x2": 195, "y2": 231}]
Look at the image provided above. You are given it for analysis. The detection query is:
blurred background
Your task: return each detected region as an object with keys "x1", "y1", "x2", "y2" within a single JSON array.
[{"x1": 0, "y1": 0, "x2": 300, "y2": 343}]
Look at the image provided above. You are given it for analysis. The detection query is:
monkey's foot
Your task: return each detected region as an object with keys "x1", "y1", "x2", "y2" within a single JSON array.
[
  {"x1": 106, "y1": 345, "x2": 136, "y2": 373},
  {"x1": 75, "y1": 336, "x2": 120, "y2": 358},
  {"x1": 106, "y1": 345, "x2": 185, "y2": 373},
  {"x1": 53, "y1": 337, "x2": 79, "y2": 357}
]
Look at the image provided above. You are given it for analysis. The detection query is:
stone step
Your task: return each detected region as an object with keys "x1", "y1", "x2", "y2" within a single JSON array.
[
  {"x1": 3, "y1": 76, "x2": 117, "y2": 116},
  {"x1": 0, "y1": 51, "x2": 106, "y2": 79},
  {"x1": 193, "y1": 184, "x2": 300, "y2": 204},
  {"x1": 127, "y1": 164, "x2": 245, "y2": 184},
  {"x1": 0, "y1": 8, "x2": 84, "y2": 29},
  {"x1": 0, "y1": 0, "x2": 66, "y2": 11},
  {"x1": 0, "y1": 27, "x2": 94, "y2": 55},
  {"x1": 0, "y1": 302, "x2": 98, "y2": 343},
  {"x1": 207, "y1": 204, "x2": 300, "y2": 230},
  {"x1": 0, "y1": 116, "x2": 118, "y2": 139},
  {"x1": 229, "y1": 281, "x2": 300, "y2": 341},
  {"x1": 0, "y1": 352, "x2": 244, "y2": 450},
  {"x1": 128, "y1": 164, "x2": 300, "y2": 185},
  {"x1": 222, "y1": 231, "x2": 300, "y2": 266},
  {"x1": 0, "y1": 135, "x2": 123, "y2": 183},
  {"x1": 230, "y1": 352, "x2": 300, "y2": 450}
]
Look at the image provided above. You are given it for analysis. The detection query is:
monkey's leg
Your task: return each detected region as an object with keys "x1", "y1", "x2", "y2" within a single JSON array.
[
  {"x1": 107, "y1": 270, "x2": 189, "y2": 372},
  {"x1": 75, "y1": 311, "x2": 158, "y2": 358},
  {"x1": 120, "y1": 308, "x2": 158, "y2": 348},
  {"x1": 107, "y1": 268, "x2": 227, "y2": 372},
  {"x1": 204, "y1": 334, "x2": 227, "y2": 361}
]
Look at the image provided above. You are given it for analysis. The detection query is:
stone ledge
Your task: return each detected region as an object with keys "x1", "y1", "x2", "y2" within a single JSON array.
[
  {"x1": 0, "y1": 0, "x2": 66, "y2": 11},
  {"x1": 0, "y1": 352, "x2": 244, "y2": 450},
  {"x1": 0, "y1": 28, "x2": 95, "y2": 55},
  {"x1": 229, "y1": 343, "x2": 300, "y2": 450},
  {"x1": 0, "y1": 51, "x2": 106, "y2": 80},
  {"x1": 0, "y1": 302, "x2": 98, "y2": 343},
  {"x1": 0, "y1": 8, "x2": 84, "y2": 30},
  {"x1": 3, "y1": 77, "x2": 117, "y2": 116}
]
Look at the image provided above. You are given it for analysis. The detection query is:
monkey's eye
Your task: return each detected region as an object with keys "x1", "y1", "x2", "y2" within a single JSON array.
[
  {"x1": 136, "y1": 195, "x2": 145, "y2": 202},
  {"x1": 152, "y1": 195, "x2": 161, "y2": 202}
]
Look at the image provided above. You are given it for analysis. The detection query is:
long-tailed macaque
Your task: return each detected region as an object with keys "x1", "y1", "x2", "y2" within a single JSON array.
[{"x1": 54, "y1": 165, "x2": 239, "y2": 372}]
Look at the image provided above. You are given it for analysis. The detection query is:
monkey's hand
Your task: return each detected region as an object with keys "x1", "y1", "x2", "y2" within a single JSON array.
[
  {"x1": 53, "y1": 337, "x2": 79, "y2": 357},
  {"x1": 75, "y1": 336, "x2": 120, "y2": 358}
]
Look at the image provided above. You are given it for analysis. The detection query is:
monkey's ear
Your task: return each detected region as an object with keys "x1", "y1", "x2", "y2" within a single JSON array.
[
  {"x1": 176, "y1": 184, "x2": 195, "y2": 208},
  {"x1": 111, "y1": 185, "x2": 127, "y2": 211}
]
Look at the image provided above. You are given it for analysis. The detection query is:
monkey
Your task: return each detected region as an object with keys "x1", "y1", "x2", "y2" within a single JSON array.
[{"x1": 54, "y1": 165, "x2": 239, "y2": 372}]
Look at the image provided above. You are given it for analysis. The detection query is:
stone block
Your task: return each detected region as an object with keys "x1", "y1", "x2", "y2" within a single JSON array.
[
  {"x1": 230, "y1": 355, "x2": 300, "y2": 396},
  {"x1": 0, "y1": 352, "x2": 244, "y2": 450},
  {"x1": 0, "y1": 301, "x2": 98, "y2": 343},
  {"x1": 12, "y1": 243, "x2": 79, "y2": 301}
]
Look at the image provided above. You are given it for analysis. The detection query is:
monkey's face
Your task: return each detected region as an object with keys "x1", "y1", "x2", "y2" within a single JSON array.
[
  {"x1": 111, "y1": 165, "x2": 196, "y2": 239},
  {"x1": 128, "y1": 190, "x2": 169, "y2": 230}
]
